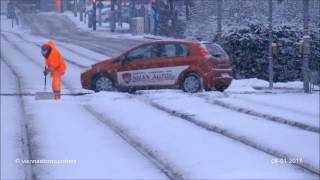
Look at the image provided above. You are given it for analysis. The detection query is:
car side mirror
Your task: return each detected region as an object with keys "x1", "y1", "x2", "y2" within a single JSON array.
[
  {"x1": 212, "y1": 54, "x2": 223, "y2": 58},
  {"x1": 122, "y1": 56, "x2": 129, "y2": 64}
]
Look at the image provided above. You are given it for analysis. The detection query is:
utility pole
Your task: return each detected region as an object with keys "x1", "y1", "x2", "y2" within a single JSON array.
[
  {"x1": 92, "y1": 0, "x2": 96, "y2": 31},
  {"x1": 268, "y1": 0, "x2": 273, "y2": 89},
  {"x1": 303, "y1": 0, "x2": 311, "y2": 93},
  {"x1": 217, "y1": 0, "x2": 222, "y2": 39}
]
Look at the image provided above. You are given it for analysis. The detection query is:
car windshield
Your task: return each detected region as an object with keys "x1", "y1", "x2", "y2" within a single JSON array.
[{"x1": 203, "y1": 43, "x2": 227, "y2": 58}]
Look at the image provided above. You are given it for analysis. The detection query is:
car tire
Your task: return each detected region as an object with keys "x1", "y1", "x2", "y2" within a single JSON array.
[
  {"x1": 214, "y1": 85, "x2": 227, "y2": 92},
  {"x1": 127, "y1": 88, "x2": 136, "y2": 94},
  {"x1": 93, "y1": 74, "x2": 114, "y2": 92},
  {"x1": 181, "y1": 73, "x2": 202, "y2": 93}
]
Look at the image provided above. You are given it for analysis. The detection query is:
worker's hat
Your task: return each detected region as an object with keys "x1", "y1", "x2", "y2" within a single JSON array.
[
  {"x1": 41, "y1": 44, "x2": 50, "y2": 57},
  {"x1": 41, "y1": 44, "x2": 50, "y2": 51}
]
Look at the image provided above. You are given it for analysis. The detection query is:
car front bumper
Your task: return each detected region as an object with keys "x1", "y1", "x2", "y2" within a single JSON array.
[{"x1": 80, "y1": 71, "x2": 93, "y2": 90}]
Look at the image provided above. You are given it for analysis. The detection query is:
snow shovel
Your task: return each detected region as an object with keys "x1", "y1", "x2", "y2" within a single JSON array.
[{"x1": 35, "y1": 68, "x2": 54, "y2": 100}]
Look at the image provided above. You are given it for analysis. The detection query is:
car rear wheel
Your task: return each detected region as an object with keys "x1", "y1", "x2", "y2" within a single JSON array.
[
  {"x1": 94, "y1": 75, "x2": 114, "y2": 92},
  {"x1": 182, "y1": 73, "x2": 202, "y2": 93}
]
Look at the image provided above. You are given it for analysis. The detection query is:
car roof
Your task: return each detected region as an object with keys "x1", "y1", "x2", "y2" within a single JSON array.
[
  {"x1": 121, "y1": 40, "x2": 201, "y2": 56},
  {"x1": 144, "y1": 39, "x2": 199, "y2": 46}
]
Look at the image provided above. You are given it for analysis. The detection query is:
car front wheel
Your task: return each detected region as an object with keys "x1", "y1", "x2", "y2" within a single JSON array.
[
  {"x1": 94, "y1": 75, "x2": 114, "y2": 92},
  {"x1": 182, "y1": 73, "x2": 202, "y2": 93}
]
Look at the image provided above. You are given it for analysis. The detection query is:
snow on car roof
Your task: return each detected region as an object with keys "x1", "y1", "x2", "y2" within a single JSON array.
[{"x1": 153, "y1": 39, "x2": 198, "y2": 44}]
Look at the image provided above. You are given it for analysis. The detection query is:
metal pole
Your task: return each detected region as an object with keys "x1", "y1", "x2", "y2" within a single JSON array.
[
  {"x1": 61, "y1": 0, "x2": 65, "y2": 13},
  {"x1": 40, "y1": 0, "x2": 48, "y2": 12},
  {"x1": 110, "y1": 0, "x2": 116, "y2": 32},
  {"x1": 74, "y1": 0, "x2": 77, "y2": 17},
  {"x1": 80, "y1": 0, "x2": 84, "y2": 22},
  {"x1": 319, "y1": 0, "x2": 320, "y2": 40},
  {"x1": 268, "y1": 0, "x2": 273, "y2": 89},
  {"x1": 93, "y1": 0, "x2": 96, "y2": 31},
  {"x1": 217, "y1": 0, "x2": 222, "y2": 38},
  {"x1": 303, "y1": 0, "x2": 310, "y2": 93},
  {"x1": 155, "y1": 0, "x2": 160, "y2": 35},
  {"x1": 118, "y1": 0, "x2": 123, "y2": 28},
  {"x1": 146, "y1": 2, "x2": 150, "y2": 33},
  {"x1": 185, "y1": 0, "x2": 190, "y2": 20},
  {"x1": 98, "y1": 0, "x2": 102, "y2": 26}
]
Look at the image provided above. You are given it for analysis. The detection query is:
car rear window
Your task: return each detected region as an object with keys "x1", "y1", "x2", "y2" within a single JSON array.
[{"x1": 203, "y1": 43, "x2": 227, "y2": 58}]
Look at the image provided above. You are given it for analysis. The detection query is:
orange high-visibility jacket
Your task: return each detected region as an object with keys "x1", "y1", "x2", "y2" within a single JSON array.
[{"x1": 46, "y1": 41, "x2": 66, "y2": 78}]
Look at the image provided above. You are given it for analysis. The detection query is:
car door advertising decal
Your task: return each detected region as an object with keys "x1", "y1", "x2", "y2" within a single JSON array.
[{"x1": 117, "y1": 66, "x2": 189, "y2": 86}]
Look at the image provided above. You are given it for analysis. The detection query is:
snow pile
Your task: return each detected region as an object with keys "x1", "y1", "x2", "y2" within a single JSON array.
[{"x1": 226, "y1": 78, "x2": 311, "y2": 92}]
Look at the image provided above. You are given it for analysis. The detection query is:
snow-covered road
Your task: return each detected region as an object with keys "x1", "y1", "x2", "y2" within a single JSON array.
[
  {"x1": 1, "y1": 28, "x2": 169, "y2": 179},
  {"x1": 1, "y1": 14, "x2": 319, "y2": 179}
]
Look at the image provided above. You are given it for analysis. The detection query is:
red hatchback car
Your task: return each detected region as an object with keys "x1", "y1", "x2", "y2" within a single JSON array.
[{"x1": 81, "y1": 40, "x2": 233, "y2": 93}]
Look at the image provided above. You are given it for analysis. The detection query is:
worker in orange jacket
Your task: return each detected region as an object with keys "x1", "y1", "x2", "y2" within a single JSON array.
[{"x1": 41, "y1": 41, "x2": 67, "y2": 100}]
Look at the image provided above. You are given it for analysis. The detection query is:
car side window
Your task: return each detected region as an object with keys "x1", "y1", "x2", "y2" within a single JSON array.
[
  {"x1": 156, "y1": 43, "x2": 189, "y2": 58},
  {"x1": 176, "y1": 44, "x2": 189, "y2": 57},
  {"x1": 158, "y1": 44, "x2": 176, "y2": 58},
  {"x1": 126, "y1": 45, "x2": 153, "y2": 62}
]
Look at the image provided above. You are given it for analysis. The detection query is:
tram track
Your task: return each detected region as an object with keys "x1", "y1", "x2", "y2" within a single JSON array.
[
  {"x1": 1, "y1": 57, "x2": 38, "y2": 180},
  {"x1": 135, "y1": 92, "x2": 320, "y2": 176},
  {"x1": 196, "y1": 93, "x2": 320, "y2": 133}
]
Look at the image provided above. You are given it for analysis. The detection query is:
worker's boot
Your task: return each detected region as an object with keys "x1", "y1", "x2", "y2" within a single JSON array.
[{"x1": 54, "y1": 91, "x2": 61, "y2": 100}]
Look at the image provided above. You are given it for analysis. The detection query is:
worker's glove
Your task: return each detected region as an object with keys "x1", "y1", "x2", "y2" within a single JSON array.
[{"x1": 43, "y1": 68, "x2": 48, "y2": 76}]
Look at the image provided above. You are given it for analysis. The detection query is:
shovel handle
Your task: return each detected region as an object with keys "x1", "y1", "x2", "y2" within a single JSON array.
[{"x1": 44, "y1": 74, "x2": 47, "y2": 91}]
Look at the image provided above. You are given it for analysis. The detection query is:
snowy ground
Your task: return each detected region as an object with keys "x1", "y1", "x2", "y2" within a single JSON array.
[{"x1": 1, "y1": 13, "x2": 320, "y2": 179}]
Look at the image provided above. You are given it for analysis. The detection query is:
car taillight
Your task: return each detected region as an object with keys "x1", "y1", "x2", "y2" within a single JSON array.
[{"x1": 199, "y1": 47, "x2": 209, "y2": 57}]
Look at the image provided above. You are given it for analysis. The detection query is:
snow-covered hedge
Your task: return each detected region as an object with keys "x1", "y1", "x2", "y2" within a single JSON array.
[{"x1": 219, "y1": 24, "x2": 320, "y2": 82}]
